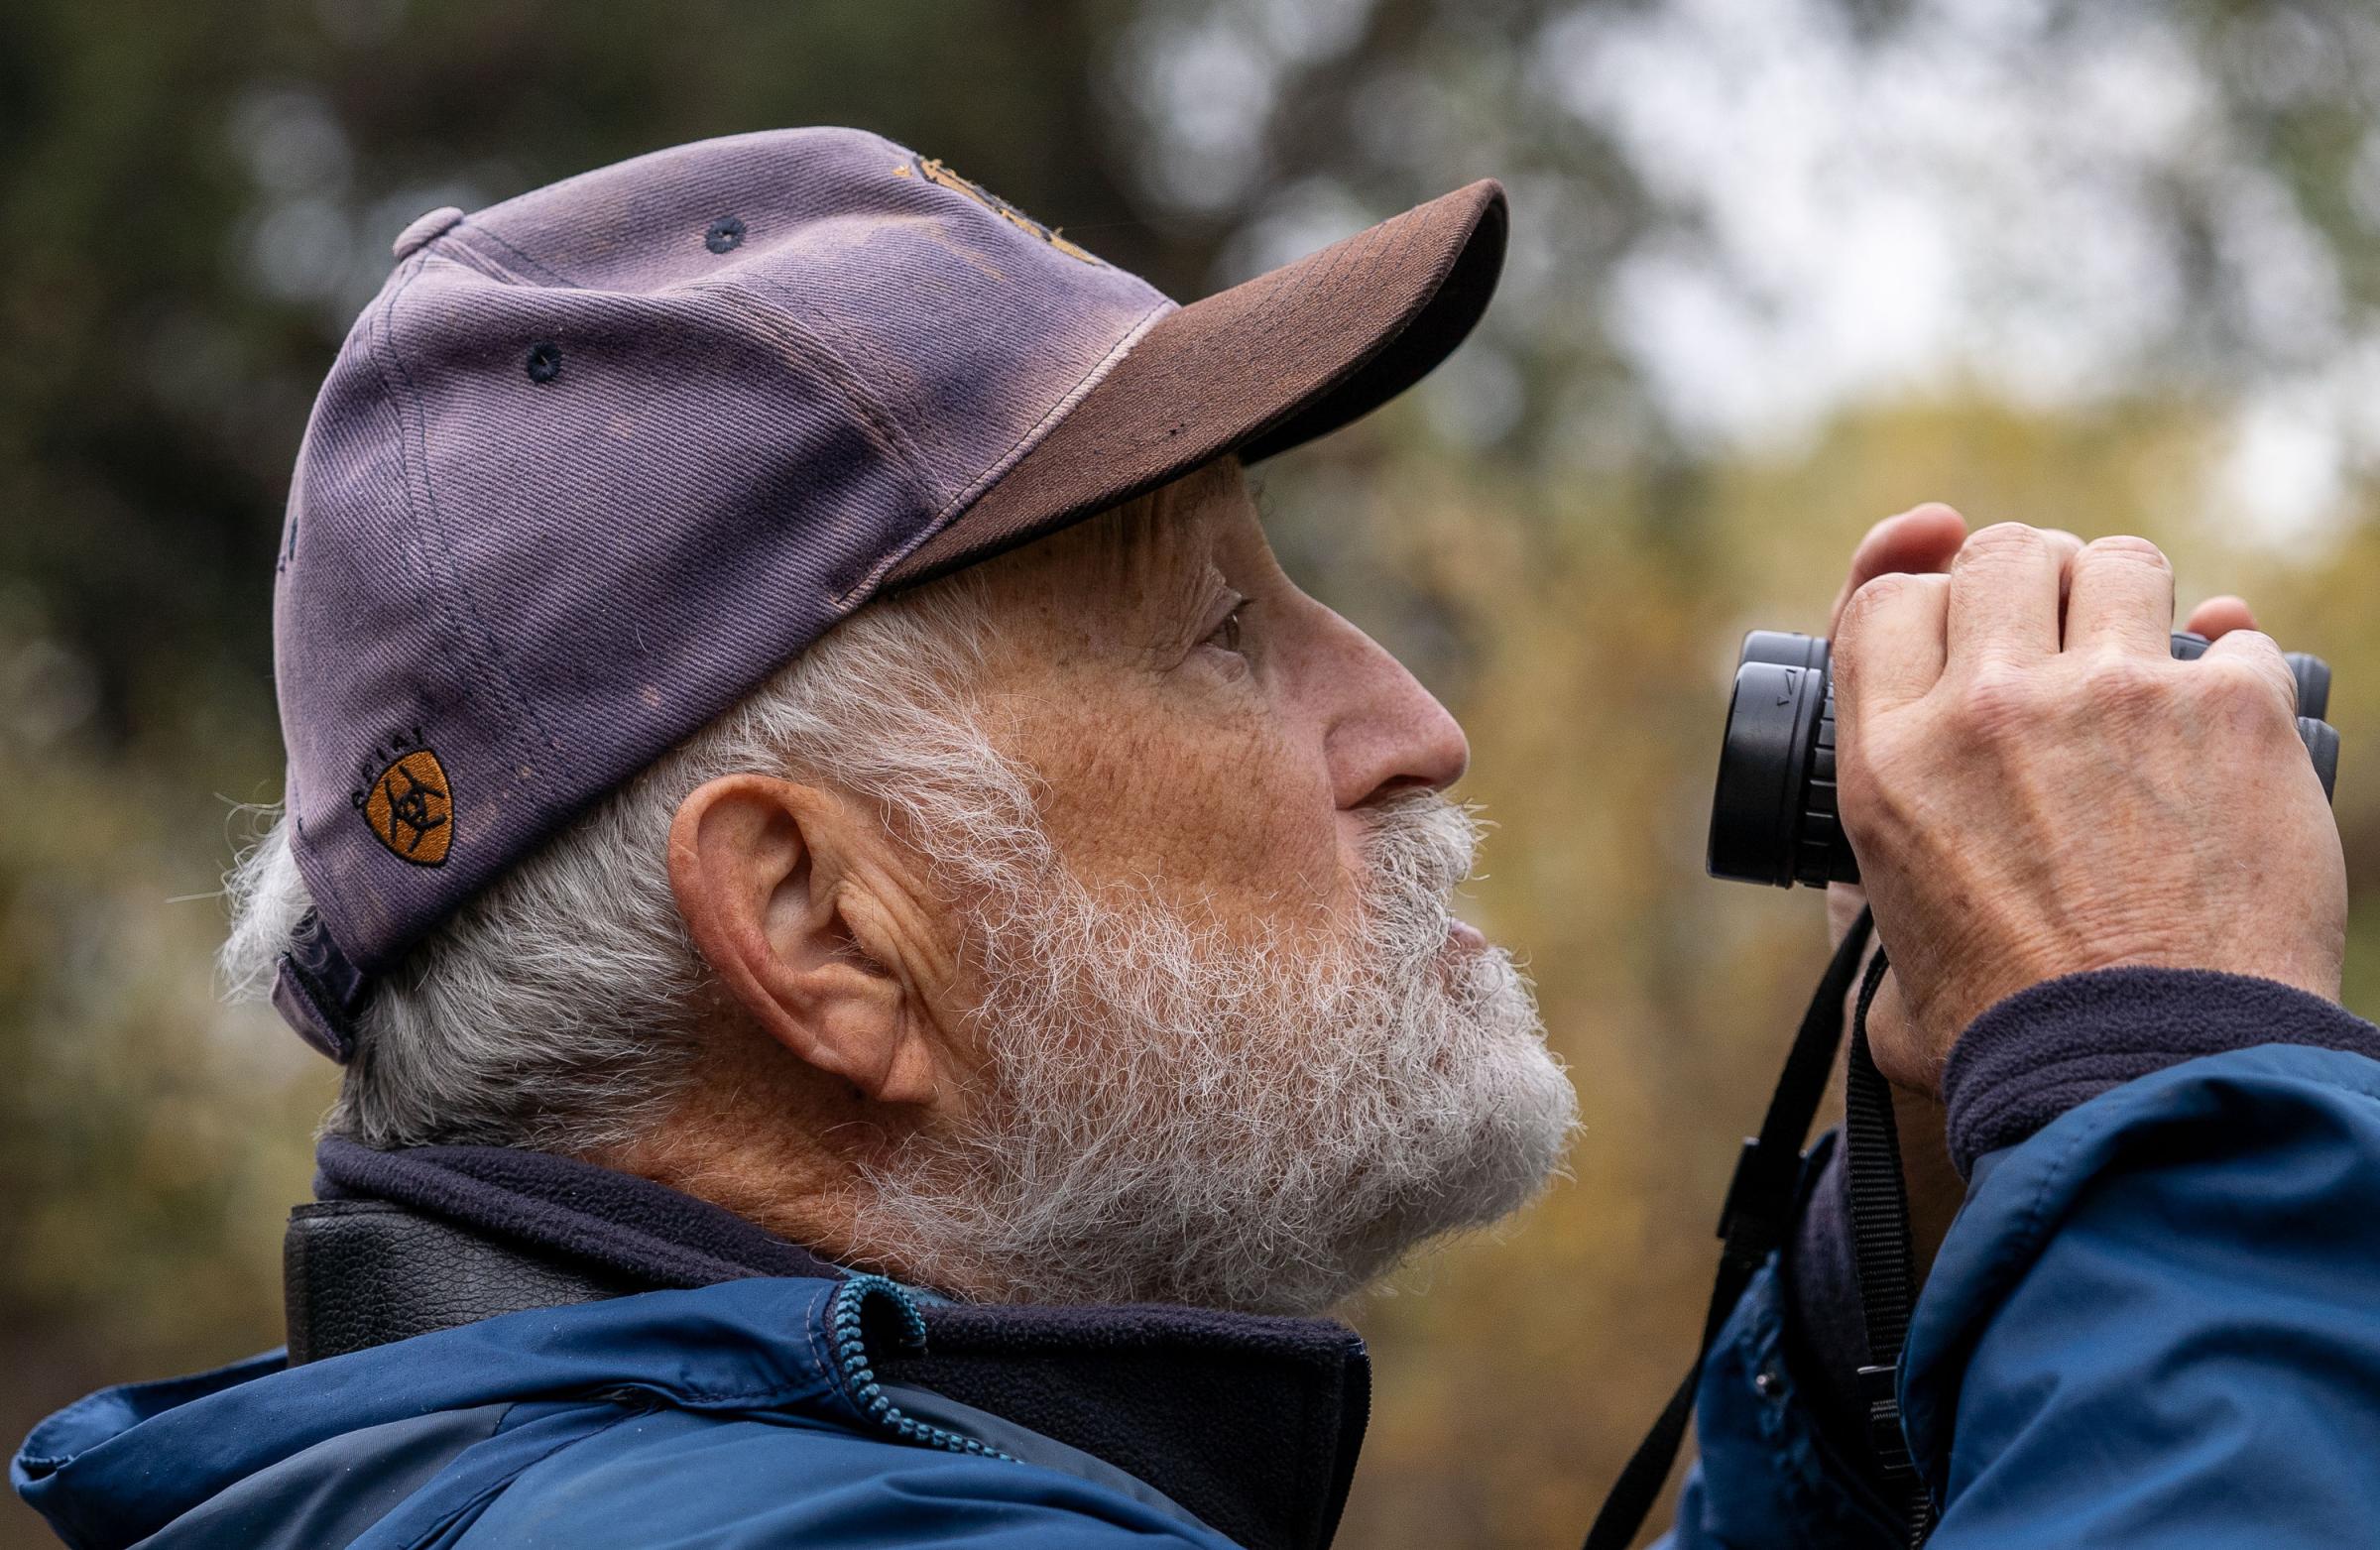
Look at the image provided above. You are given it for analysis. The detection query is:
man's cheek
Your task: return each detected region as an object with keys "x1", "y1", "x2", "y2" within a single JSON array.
[
  {"x1": 1199, "y1": 726, "x2": 1346, "y2": 917},
  {"x1": 1132, "y1": 733, "x2": 1337, "y2": 915},
  {"x1": 998, "y1": 664, "x2": 1340, "y2": 917}
]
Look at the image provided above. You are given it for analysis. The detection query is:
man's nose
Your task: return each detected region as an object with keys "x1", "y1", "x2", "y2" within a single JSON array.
[{"x1": 1314, "y1": 607, "x2": 1471, "y2": 807}]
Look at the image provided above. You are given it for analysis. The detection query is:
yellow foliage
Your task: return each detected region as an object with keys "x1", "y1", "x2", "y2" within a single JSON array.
[{"x1": 4, "y1": 391, "x2": 2376, "y2": 1550}]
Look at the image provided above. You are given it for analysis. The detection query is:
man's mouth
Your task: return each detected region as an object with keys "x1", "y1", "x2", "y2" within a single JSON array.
[{"x1": 1447, "y1": 918, "x2": 1488, "y2": 951}]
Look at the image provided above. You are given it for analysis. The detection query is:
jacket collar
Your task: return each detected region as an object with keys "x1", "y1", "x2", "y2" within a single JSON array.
[
  {"x1": 303, "y1": 1138, "x2": 1370, "y2": 1550},
  {"x1": 313, "y1": 1134, "x2": 846, "y2": 1284}
]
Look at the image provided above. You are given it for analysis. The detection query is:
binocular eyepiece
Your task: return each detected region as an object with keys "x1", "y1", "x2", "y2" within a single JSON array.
[{"x1": 1708, "y1": 630, "x2": 2340, "y2": 890}]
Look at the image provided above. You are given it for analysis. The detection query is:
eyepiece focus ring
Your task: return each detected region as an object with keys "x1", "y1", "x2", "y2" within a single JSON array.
[{"x1": 1792, "y1": 682, "x2": 1858, "y2": 889}]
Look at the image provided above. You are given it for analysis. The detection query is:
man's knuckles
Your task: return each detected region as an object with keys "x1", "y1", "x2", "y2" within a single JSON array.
[
  {"x1": 1834, "y1": 572, "x2": 1948, "y2": 672},
  {"x1": 1952, "y1": 521, "x2": 2056, "y2": 569},
  {"x1": 2061, "y1": 633, "x2": 2293, "y2": 744},
  {"x1": 2068, "y1": 651, "x2": 2171, "y2": 723},
  {"x1": 2201, "y1": 629, "x2": 2298, "y2": 697},
  {"x1": 2072, "y1": 533, "x2": 2171, "y2": 573},
  {"x1": 1941, "y1": 657, "x2": 2054, "y2": 747},
  {"x1": 1840, "y1": 567, "x2": 1941, "y2": 626},
  {"x1": 1931, "y1": 633, "x2": 2282, "y2": 743},
  {"x1": 2193, "y1": 650, "x2": 2301, "y2": 744}
]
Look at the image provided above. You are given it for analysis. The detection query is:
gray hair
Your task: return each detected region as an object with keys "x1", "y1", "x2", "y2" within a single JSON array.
[{"x1": 219, "y1": 574, "x2": 1012, "y2": 1152}]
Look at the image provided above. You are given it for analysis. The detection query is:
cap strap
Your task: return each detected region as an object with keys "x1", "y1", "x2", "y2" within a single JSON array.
[{"x1": 272, "y1": 909, "x2": 371, "y2": 1064}]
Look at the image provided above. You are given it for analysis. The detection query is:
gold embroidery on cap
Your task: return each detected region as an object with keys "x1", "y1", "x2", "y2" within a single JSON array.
[
  {"x1": 361, "y1": 748, "x2": 454, "y2": 866},
  {"x1": 904, "y1": 156, "x2": 1102, "y2": 266}
]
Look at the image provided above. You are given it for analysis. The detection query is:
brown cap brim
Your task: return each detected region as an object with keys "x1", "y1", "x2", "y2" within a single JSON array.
[{"x1": 886, "y1": 179, "x2": 1507, "y2": 587}]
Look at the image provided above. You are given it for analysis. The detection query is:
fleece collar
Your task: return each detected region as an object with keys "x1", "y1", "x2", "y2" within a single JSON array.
[{"x1": 307, "y1": 1138, "x2": 1372, "y2": 1550}]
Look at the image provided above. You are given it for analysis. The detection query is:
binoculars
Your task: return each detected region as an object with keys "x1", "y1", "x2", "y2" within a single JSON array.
[{"x1": 1709, "y1": 629, "x2": 2340, "y2": 889}]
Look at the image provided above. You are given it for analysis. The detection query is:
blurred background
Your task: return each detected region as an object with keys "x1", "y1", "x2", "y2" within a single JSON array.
[{"x1": 8, "y1": 0, "x2": 2380, "y2": 1544}]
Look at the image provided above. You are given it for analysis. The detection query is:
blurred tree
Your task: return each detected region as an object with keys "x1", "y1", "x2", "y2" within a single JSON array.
[{"x1": 6, "y1": 3, "x2": 2380, "y2": 1548}]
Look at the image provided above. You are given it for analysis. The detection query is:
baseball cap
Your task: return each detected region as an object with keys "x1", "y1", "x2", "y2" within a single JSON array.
[{"x1": 270, "y1": 127, "x2": 1506, "y2": 1061}]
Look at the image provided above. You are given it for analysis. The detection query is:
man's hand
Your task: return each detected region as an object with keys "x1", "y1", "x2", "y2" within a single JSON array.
[
  {"x1": 1824, "y1": 508, "x2": 2276, "y2": 1269},
  {"x1": 1832, "y1": 522, "x2": 2347, "y2": 1092}
]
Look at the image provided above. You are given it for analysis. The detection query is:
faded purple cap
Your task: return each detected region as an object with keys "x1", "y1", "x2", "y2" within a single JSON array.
[{"x1": 270, "y1": 127, "x2": 1505, "y2": 1060}]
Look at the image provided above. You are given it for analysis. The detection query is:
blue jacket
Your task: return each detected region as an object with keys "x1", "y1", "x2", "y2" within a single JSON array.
[
  {"x1": 15, "y1": 1272, "x2": 1262, "y2": 1550},
  {"x1": 19, "y1": 971, "x2": 2380, "y2": 1547},
  {"x1": 1673, "y1": 975, "x2": 2380, "y2": 1548}
]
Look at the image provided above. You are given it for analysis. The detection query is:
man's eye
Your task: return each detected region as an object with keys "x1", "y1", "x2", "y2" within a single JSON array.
[{"x1": 1205, "y1": 600, "x2": 1250, "y2": 655}]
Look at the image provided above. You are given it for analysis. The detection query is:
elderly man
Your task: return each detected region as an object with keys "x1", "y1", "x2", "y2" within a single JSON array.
[{"x1": 16, "y1": 128, "x2": 2380, "y2": 1550}]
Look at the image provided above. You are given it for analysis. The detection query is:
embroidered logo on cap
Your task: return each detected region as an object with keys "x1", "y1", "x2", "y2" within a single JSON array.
[
  {"x1": 356, "y1": 747, "x2": 454, "y2": 866},
  {"x1": 894, "y1": 155, "x2": 1104, "y2": 266}
]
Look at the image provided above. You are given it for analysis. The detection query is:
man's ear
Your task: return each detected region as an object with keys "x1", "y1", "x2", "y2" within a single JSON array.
[{"x1": 667, "y1": 774, "x2": 944, "y2": 1107}]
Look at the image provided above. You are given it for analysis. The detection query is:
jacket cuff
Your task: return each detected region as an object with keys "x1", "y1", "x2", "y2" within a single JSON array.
[
  {"x1": 1940, "y1": 968, "x2": 2380, "y2": 1177},
  {"x1": 1782, "y1": 1139, "x2": 1876, "y2": 1471}
]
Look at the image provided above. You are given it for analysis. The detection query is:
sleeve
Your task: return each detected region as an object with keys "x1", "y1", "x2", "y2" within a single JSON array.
[
  {"x1": 1937, "y1": 967, "x2": 2380, "y2": 1176},
  {"x1": 1669, "y1": 972, "x2": 2380, "y2": 1548},
  {"x1": 1903, "y1": 1030, "x2": 2380, "y2": 1547}
]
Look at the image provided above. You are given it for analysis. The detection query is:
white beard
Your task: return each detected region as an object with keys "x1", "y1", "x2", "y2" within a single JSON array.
[{"x1": 855, "y1": 787, "x2": 1579, "y2": 1316}]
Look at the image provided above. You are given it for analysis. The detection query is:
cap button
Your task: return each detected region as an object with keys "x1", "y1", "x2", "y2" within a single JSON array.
[{"x1": 392, "y1": 205, "x2": 466, "y2": 259}]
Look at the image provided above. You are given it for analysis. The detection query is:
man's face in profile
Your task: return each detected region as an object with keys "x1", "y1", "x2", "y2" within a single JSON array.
[{"x1": 761, "y1": 459, "x2": 1579, "y2": 1314}]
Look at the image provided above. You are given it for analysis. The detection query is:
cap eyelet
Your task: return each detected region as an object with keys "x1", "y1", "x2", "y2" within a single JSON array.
[
  {"x1": 705, "y1": 216, "x2": 746, "y2": 254},
  {"x1": 525, "y1": 340, "x2": 562, "y2": 383}
]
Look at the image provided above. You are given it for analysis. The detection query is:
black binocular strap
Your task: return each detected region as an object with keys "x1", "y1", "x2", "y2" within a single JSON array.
[
  {"x1": 1582, "y1": 910, "x2": 1874, "y2": 1550},
  {"x1": 1844, "y1": 946, "x2": 1936, "y2": 1546},
  {"x1": 1583, "y1": 914, "x2": 1940, "y2": 1550}
]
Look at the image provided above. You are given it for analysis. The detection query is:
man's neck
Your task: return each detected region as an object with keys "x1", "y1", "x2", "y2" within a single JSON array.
[{"x1": 589, "y1": 1033, "x2": 943, "y2": 1285}]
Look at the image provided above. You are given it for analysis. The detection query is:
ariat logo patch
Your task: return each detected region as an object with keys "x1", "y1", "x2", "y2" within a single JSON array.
[
  {"x1": 893, "y1": 155, "x2": 1104, "y2": 266},
  {"x1": 353, "y1": 743, "x2": 454, "y2": 866}
]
